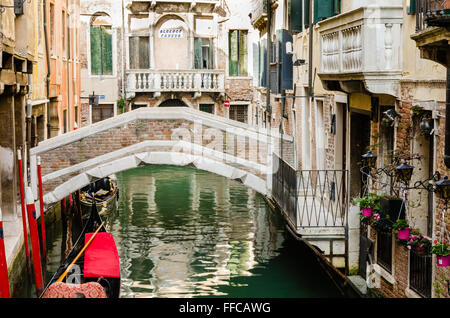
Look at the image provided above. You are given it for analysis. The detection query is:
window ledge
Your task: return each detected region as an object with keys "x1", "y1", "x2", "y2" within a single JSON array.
[
  {"x1": 405, "y1": 287, "x2": 423, "y2": 298},
  {"x1": 226, "y1": 76, "x2": 253, "y2": 80},
  {"x1": 373, "y1": 264, "x2": 396, "y2": 285}
]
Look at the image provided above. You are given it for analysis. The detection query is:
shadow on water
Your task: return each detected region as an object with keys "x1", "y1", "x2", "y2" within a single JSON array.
[{"x1": 15, "y1": 165, "x2": 344, "y2": 298}]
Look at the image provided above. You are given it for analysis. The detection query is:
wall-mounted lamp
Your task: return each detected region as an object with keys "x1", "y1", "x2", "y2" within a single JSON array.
[
  {"x1": 419, "y1": 116, "x2": 434, "y2": 135},
  {"x1": 395, "y1": 161, "x2": 414, "y2": 184}
]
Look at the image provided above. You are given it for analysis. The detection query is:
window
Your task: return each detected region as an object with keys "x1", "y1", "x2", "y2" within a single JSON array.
[
  {"x1": 129, "y1": 36, "x2": 150, "y2": 69},
  {"x1": 62, "y1": 11, "x2": 66, "y2": 56},
  {"x1": 194, "y1": 38, "x2": 214, "y2": 69},
  {"x1": 63, "y1": 109, "x2": 68, "y2": 133},
  {"x1": 131, "y1": 103, "x2": 147, "y2": 110},
  {"x1": 229, "y1": 105, "x2": 248, "y2": 123},
  {"x1": 200, "y1": 104, "x2": 214, "y2": 114},
  {"x1": 74, "y1": 106, "x2": 78, "y2": 128},
  {"x1": 376, "y1": 231, "x2": 392, "y2": 273},
  {"x1": 67, "y1": 13, "x2": 71, "y2": 59},
  {"x1": 50, "y1": 3, "x2": 54, "y2": 55},
  {"x1": 90, "y1": 15, "x2": 113, "y2": 75},
  {"x1": 92, "y1": 104, "x2": 114, "y2": 123},
  {"x1": 229, "y1": 30, "x2": 248, "y2": 76},
  {"x1": 409, "y1": 250, "x2": 432, "y2": 298}
]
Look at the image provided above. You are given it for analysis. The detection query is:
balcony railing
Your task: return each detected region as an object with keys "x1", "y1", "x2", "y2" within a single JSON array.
[
  {"x1": 416, "y1": 0, "x2": 450, "y2": 32},
  {"x1": 127, "y1": 69, "x2": 225, "y2": 93},
  {"x1": 250, "y1": 0, "x2": 267, "y2": 28}
]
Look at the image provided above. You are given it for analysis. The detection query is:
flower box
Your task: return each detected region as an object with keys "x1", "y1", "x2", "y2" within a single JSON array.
[{"x1": 362, "y1": 207, "x2": 373, "y2": 217}]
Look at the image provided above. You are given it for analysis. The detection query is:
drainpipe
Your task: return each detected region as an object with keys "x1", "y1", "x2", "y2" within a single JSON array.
[
  {"x1": 66, "y1": 0, "x2": 71, "y2": 132},
  {"x1": 308, "y1": 0, "x2": 313, "y2": 99},
  {"x1": 266, "y1": 0, "x2": 272, "y2": 124},
  {"x1": 121, "y1": 0, "x2": 126, "y2": 104},
  {"x1": 444, "y1": 68, "x2": 450, "y2": 169},
  {"x1": 43, "y1": 0, "x2": 51, "y2": 139}
]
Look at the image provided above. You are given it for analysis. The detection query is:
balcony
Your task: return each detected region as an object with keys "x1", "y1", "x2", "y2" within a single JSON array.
[
  {"x1": 250, "y1": 0, "x2": 268, "y2": 31},
  {"x1": 318, "y1": 6, "x2": 403, "y2": 97},
  {"x1": 126, "y1": 69, "x2": 225, "y2": 94},
  {"x1": 128, "y1": 0, "x2": 222, "y2": 14},
  {"x1": 412, "y1": 0, "x2": 450, "y2": 67}
]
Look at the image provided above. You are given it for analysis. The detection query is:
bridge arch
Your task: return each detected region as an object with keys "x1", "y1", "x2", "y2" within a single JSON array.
[{"x1": 29, "y1": 108, "x2": 295, "y2": 209}]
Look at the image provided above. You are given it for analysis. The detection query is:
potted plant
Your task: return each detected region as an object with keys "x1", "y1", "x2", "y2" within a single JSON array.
[
  {"x1": 355, "y1": 193, "x2": 380, "y2": 217},
  {"x1": 407, "y1": 230, "x2": 432, "y2": 255},
  {"x1": 379, "y1": 195, "x2": 405, "y2": 221},
  {"x1": 431, "y1": 241, "x2": 450, "y2": 267},
  {"x1": 392, "y1": 219, "x2": 410, "y2": 240}
]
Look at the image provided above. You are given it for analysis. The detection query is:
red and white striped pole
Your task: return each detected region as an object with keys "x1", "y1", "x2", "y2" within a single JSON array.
[
  {"x1": 17, "y1": 150, "x2": 31, "y2": 271},
  {"x1": 25, "y1": 187, "x2": 44, "y2": 297},
  {"x1": 37, "y1": 156, "x2": 46, "y2": 260},
  {"x1": 0, "y1": 208, "x2": 11, "y2": 298}
]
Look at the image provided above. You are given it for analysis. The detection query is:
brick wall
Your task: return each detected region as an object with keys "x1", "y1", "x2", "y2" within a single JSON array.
[{"x1": 35, "y1": 114, "x2": 271, "y2": 196}]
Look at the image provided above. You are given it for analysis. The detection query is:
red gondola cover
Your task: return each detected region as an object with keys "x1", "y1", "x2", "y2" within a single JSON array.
[{"x1": 84, "y1": 232, "x2": 120, "y2": 278}]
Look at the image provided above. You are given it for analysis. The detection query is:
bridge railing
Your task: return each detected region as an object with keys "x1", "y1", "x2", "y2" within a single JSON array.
[{"x1": 272, "y1": 154, "x2": 349, "y2": 231}]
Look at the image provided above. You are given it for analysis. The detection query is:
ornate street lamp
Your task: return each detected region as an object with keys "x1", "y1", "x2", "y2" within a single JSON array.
[
  {"x1": 395, "y1": 161, "x2": 414, "y2": 184},
  {"x1": 419, "y1": 117, "x2": 434, "y2": 135},
  {"x1": 435, "y1": 176, "x2": 450, "y2": 202},
  {"x1": 362, "y1": 151, "x2": 378, "y2": 169}
]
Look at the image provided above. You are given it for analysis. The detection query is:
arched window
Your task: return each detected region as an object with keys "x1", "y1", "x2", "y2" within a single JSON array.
[{"x1": 90, "y1": 13, "x2": 113, "y2": 75}]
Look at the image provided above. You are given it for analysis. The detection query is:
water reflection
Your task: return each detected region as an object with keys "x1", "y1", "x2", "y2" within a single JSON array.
[{"x1": 111, "y1": 165, "x2": 340, "y2": 298}]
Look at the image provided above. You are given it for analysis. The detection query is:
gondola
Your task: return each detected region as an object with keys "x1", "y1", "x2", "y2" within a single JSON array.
[
  {"x1": 80, "y1": 176, "x2": 119, "y2": 217},
  {"x1": 40, "y1": 195, "x2": 121, "y2": 298}
]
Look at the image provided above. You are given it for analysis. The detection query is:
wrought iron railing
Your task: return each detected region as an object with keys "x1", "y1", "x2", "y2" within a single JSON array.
[
  {"x1": 377, "y1": 230, "x2": 393, "y2": 273},
  {"x1": 416, "y1": 0, "x2": 450, "y2": 32},
  {"x1": 272, "y1": 154, "x2": 298, "y2": 227},
  {"x1": 272, "y1": 154, "x2": 349, "y2": 231},
  {"x1": 409, "y1": 250, "x2": 432, "y2": 298},
  {"x1": 297, "y1": 170, "x2": 348, "y2": 228}
]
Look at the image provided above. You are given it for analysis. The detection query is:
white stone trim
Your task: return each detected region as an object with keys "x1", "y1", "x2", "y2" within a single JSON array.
[
  {"x1": 41, "y1": 140, "x2": 268, "y2": 183},
  {"x1": 43, "y1": 151, "x2": 268, "y2": 206},
  {"x1": 31, "y1": 107, "x2": 291, "y2": 155}
]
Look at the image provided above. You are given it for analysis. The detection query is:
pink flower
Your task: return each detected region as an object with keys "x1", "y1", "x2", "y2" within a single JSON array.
[{"x1": 407, "y1": 245, "x2": 411, "y2": 250}]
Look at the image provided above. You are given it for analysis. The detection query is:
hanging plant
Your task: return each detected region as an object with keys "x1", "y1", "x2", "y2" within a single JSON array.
[
  {"x1": 431, "y1": 241, "x2": 450, "y2": 267},
  {"x1": 392, "y1": 219, "x2": 410, "y2": 240}
]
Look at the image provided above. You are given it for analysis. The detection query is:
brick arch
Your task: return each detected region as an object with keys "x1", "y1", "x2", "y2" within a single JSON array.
[{"x1": 29, "y1": 108, "x2": 294, "y2": 209}]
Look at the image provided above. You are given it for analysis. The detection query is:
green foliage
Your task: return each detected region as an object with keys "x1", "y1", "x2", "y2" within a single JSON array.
[
  {"x1": 392, "y1": 219, "x2": 409, "y2": 234},
  {"x1": 431, "y1": 242, "x2": 450, "y2": 257},
  {"x1": 354, "y1": 193, "x2": 380, "y2": 210}
]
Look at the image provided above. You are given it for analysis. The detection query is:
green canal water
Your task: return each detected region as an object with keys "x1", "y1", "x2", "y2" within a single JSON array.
[{"x1": 15, "y1": 165, "x2": 342, "y2": 298}]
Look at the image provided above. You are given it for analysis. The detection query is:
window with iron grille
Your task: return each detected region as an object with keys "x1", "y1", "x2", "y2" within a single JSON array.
[
  {"x1": 92, "y1": 104, "x2": 114, "y2": 123},
  {"x1": 409, "y1": 250, "x2": 432, "y2": 298},
  {"x1": 200, "y1": 104, "x2": 214, "y2": 114},
  {"x1": 229, "y1": 105, "x2": 248, "y2": 123},
  {"x1": 376, "y1": 230, "x2": 392, "y2": 273}
]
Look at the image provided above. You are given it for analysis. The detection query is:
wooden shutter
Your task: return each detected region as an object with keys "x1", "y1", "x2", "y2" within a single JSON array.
[
  {"x1": 408, "y1": 0, "x2": 416, "y2": 14},
  {"x1": 229, "y1": 31, "x2": 238, "y2": 75},
  {"x1": 239, "y1": 31, "x2": 248, "y2": 76},
  {"x1": 279, "y1": 29, "x2": 293, "y2": 91},
  {"x1": 304, "y1": 0, "x2": 310, "y2": 29},
  {"x1": 90, "y1": 26, "x2": 101, "y2": 75},
  {"x1": 101, "y1": 27, "x2": 113, "y2": 75},
  {"x1": 253, "y1": 43, "x2": 260, "y2": 87},
  {"x1": 139, "y1": 37, "x2": 150, "y2": 69},
  {"x1": 289, "y1": 0, "x2": 303, "y2": 33},
  {"x1": 314, "y1": 0, "x2": 334, "y2": 23},
  {"x1": 194, "y1": 38, "x2": 202, "y2": 69}
]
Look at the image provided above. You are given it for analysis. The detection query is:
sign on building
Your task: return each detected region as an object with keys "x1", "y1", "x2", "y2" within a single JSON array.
[{"x1": 159, "y1": 28, "x2": 183, "y2": 38}]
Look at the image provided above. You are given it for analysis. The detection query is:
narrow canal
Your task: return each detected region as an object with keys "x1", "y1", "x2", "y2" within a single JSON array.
[{"x1": 16, "y1": 165, "x2": 343, "y2": 298}]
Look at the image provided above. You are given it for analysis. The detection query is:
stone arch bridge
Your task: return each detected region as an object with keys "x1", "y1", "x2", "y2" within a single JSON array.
[{"x1": 29, "y1": 107, "x2": 294, "y2": 208}]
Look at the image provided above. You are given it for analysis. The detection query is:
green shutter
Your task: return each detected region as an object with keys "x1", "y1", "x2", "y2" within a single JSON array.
[
  {"x1": 252, "y1": 43, "x2": 260, "y2": 87},
  {"x1": 239, "y1": 31, "x2": 248, "y2": 76},
  {"x1": 314, "y1": 0, "x2": 334, "y2": 23},
  {"x1": 194, "y1": 38, "x2": 202, "y2": 69},
  {"x1": 408, "y1": 0, "x2": 416, "y2": 15},
  {"x1": 229, "y1": 31, "x2": 238, "y2": 76},
  {"x1": 101, "y1": 26, "x2": 113, "y2": 75},
  {"x1": 290, "y1": 0, "x2": 303, "y2": 33},
  {"x1": 304, "y1": 0, "x2": 310, "y2": 29},
  {"x1": 90, "y1": 26, "x2": 101, "y2": 75}
]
